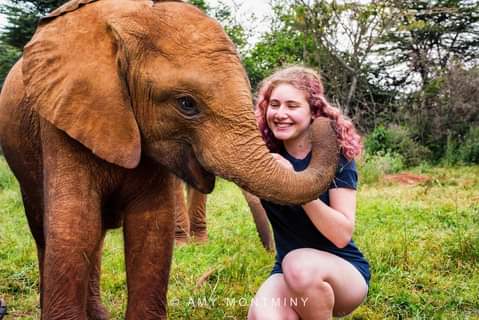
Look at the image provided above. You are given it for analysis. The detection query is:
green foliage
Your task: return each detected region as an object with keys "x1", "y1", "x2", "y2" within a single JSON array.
[
  {"x1": 444, "y1": 127, "x2": 479, "y2": 165},
  {"x1": 213, "y1": 5, "x2": 247, "y2": 52},
  {"x1": 371, "y1": 1, "x2": 479, "y2": 154},
  {"x1": 0, "y1": 0, "x2": 67, "y2": 88},
  {"x1": 365, "y1": 125, "x2": 432, "y2": 167},
  {"x1": 408, "y1": 65, "x2": 479, "y2": 161},
  {"x1": 188, "y1": 0, "x2": 248, "y2": 55},
  {"x1": 364, "y1": 125, "x2": 389, "y2": 155},
  {"x1": 243, "y1": 29, "x2": 306, "y2": 89},
  {"x1": 358, "y1": 152, "x2": 404, "y2": 185},
  {"x1": 375, "y1": 0, "x2": 479, "y2": 89},
  {"x1": 0, "y1": 42, "x2": 21, "y2": 87},
  {"x1": 239, "y1": 2, "x2": 312, "y2": 88},
  {"x1": 0, "y1": 0, "x2": 67, "y2": 49},
  {"x1": 458, "y1": 127, "x2": 479, "y2": 164},
  {"x1": 187, "y1": 0, "x2": 209, "y2": 12}
]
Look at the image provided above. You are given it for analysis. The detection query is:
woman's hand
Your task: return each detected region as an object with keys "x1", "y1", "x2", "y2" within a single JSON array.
[{"x1": 271, "y1": 153, "x2": 293, "y2": 170}]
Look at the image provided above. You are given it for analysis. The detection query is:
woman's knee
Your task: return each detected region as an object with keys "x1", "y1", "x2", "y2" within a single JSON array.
[{"x1": 282, "y1": 249, "x2": 325, "y2": 293}]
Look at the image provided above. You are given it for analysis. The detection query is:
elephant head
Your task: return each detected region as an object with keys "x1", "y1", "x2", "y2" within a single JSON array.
[{"x1": 23, "y1": 0, "x2": 339, "y2": 204}]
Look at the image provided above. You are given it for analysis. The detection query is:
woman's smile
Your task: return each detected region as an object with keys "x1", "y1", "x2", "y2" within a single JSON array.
[{"x1": 266, "y1": 83, "x2": 313, "y2": 146}]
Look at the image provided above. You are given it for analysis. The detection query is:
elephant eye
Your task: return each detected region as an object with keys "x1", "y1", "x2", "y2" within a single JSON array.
[{"x1": 176, "y1": 96, "x2": 200, "y2": 117}]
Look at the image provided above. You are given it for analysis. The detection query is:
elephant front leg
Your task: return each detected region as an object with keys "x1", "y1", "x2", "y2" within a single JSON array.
[
  {"x1": 39, "y1": 117, "x2": 107, "y2": 320},
  {"x1": 87, "y1": 231, "x2": 110, "y2": 320},
  {"x1": 124, "y1": 181, "x2": 175, "y2": 320},
  {"x1": 42, "y1": 185, "x2": 103, "y2": 320}
]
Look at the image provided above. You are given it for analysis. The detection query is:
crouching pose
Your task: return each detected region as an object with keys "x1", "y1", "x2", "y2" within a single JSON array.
[{"x1": 248, "y1": 66, "x2": 370, "y2": 320}]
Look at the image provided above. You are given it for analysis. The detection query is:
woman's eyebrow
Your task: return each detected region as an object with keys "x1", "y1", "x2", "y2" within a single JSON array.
[
  {"x1": 285, "y1": 100, "x2": 301, "y2": 104},
  {"x1": 270, "y1": 98, "x2": 301, "y2": 103}
]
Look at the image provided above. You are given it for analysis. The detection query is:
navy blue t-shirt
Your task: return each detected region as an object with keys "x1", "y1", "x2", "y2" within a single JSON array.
[{"x1": 261, "y1": 149, "x2": 371, "y2": 285}]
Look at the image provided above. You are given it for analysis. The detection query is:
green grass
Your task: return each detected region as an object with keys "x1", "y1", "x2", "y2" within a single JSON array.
[{"x1": 1, "y1": 156, "x2": 478, "y2": 319}]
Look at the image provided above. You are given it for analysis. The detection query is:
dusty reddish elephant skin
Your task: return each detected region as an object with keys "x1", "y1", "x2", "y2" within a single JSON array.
[
  {"x1": 1, "y1": 82, "x2": 176, "y2": 320},
  {"x1": 174, "y1": 179, "x2": 209, "y2": 245},
  {"x1": 0, "y1": 0, "x2": 339, "y2": 319}
]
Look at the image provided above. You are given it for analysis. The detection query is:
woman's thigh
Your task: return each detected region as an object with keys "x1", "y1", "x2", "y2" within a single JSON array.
[
  {"x1": 248, "y1": 273, "x2": 300, "y2": 320},
  {"x1": 281, "y1": 249, "x2": 368, "y2": 317}
]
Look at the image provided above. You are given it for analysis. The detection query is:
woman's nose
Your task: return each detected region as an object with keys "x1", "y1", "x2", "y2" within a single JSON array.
[{"x1": 275, "y1": 105, "x2": 288, "y2": 118}]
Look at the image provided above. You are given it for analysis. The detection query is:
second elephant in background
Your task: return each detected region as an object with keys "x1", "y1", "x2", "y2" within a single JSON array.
[{"x1": 174, "y1": 177, "x2": 274, "y2": 250}]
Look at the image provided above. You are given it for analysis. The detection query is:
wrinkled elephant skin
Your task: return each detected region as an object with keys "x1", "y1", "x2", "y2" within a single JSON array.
[{"x1": 0, "y1": 0, "x2": 339, "y2": 319}]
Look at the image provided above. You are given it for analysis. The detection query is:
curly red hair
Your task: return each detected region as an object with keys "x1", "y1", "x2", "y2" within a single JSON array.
[{"x1": 255, "y1": 66, "x2": 362, "y2": 160}]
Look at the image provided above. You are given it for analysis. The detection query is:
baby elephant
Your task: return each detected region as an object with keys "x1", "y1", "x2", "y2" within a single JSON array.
[{"x1": 0, "y1": 0, "x2": 338, "y2": 319}]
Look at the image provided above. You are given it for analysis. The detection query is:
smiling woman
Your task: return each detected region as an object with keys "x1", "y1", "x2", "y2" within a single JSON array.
[{"x1": 248, "y1": 65, "x2": 369, "y2": 320}]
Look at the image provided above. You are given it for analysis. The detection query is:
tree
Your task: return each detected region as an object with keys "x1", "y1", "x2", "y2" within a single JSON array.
[
  {"x1": 243, "y1": 0, "x2": 399, "y2": 131},
  {"x1": 0, "y1": 42, "x2": 21, "y2": 87},
  {"x1": 189, "y1": 0, "x2": 248, "y2": 54},
  {"x1": 0, "y1": 0, "x2": 67, "y2": 86},
  {"x1": 0, "y1": 0, "x2": 67, "y2": 49},
  {"x1": 422, "y1": 63, "x2": 479, "y2": 158},
  {"x1": 188, "y1": 0, "x2": 210, "y2": 12},
  {"x1": 375, "y1": 0, "x2": 479, "y2": 155},
  {"x1": 293, "y1": 0, "x2": 401, "y2": 129},
  {"x1": 376, "y1": 0, "x2": 479, "y2": 90}
]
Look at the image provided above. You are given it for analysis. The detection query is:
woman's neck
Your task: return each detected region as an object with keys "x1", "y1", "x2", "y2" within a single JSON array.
[{"x1": 283, "y1": 135, "x2": 312, "y2": 159}]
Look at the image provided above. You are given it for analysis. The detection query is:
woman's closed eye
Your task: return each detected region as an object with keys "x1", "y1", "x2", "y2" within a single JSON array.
[{"x1": 269, "y1": 104, "x2": 280, "y2": 109}]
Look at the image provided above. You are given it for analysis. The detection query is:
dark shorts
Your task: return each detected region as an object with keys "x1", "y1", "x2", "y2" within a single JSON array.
[{"x1": 271, "y1": 256, "x2": 371, "y2": 286}]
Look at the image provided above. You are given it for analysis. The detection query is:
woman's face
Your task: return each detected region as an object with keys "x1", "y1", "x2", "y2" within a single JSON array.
[{"x1": 266, "y1": 83, "x2": 313, "y2": 144}]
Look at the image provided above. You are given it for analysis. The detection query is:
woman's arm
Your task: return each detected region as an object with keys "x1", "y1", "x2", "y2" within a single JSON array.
[
  {"x1": 271, "y1": 152, "x2": 357, "y2": 248},
  {"x1": 301, "y1": 188, "x2": 356, "y2": 248}
]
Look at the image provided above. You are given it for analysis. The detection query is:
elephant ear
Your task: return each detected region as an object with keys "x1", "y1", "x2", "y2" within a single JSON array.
[
  {"x1": 39, "y1": 0, "x2": 99, "y2": 24},
  {"x1": 22, "y1": 2, "x2": 141, "y2": 169}
]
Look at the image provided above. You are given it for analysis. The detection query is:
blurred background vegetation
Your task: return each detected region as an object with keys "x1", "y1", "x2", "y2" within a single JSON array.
[{"x1": 1, "y1": 0, "x2": 478, "y2": 168}]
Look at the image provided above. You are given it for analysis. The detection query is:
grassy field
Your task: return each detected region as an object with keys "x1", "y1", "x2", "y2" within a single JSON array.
[{"x1": 0, "y1": 156, "x2": 478, "y2": 319}]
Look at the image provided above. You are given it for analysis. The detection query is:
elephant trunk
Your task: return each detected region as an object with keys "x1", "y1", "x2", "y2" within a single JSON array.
[{"x1": 198, "y1": 116, "x2": 339, "y2": 205}]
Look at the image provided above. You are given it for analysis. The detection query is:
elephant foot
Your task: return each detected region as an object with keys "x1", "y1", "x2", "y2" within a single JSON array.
[
  {"x1": 87, "y1": 300, "x2": 110, "y2": 320},
  {"x1": 175, "y1": 238, "x2": 189, "y2": 247},
  {"x1": 191, "y1": 232, "x2": 208, "y2": 244}
]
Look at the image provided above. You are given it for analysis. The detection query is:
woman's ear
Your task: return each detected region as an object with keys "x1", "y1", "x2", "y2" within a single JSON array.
[{"x1": 22, "y1": 2, "x2": 141, "y2": 168}]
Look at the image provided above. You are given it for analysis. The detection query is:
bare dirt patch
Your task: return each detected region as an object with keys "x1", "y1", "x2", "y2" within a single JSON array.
[{"x1": 383, "y1": 172, "x2": 431, "y2": 185}]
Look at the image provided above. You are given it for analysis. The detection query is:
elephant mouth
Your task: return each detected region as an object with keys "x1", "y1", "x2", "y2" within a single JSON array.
[
  {"x1": 180, "y1": 146, "x2": 215, "y2": 193},
  {"x1": 145, "y1": 140, "x2": 215, "y2": 193}
]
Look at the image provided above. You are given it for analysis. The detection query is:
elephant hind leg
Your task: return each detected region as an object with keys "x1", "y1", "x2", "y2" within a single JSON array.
[
  {"x1": 87, "y1": 231, "x2": 110, "y2": 320},
  {"x1": 187, "y1": 185, "x2": 208, "y2": 243},
  {"x1": 174, "y1": 178, "x2": 189, "y2": 246}
]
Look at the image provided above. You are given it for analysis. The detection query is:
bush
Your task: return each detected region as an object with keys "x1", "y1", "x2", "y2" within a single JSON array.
[
  {"x1": 358, "y1": 151, "x2": 404, "y2": 185},
  {"x1": 365, "y1": 125, "x2": 432, "y2": 167},
  {"x1": 409, "y1": 65, "x2": 479, "y2": 161},
  {"x1": 444, "y1": 126, "x2": 479, "y2": 165},
  {"x1": 458, "y1": 127, "x2": 479, "y2": 164}
]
